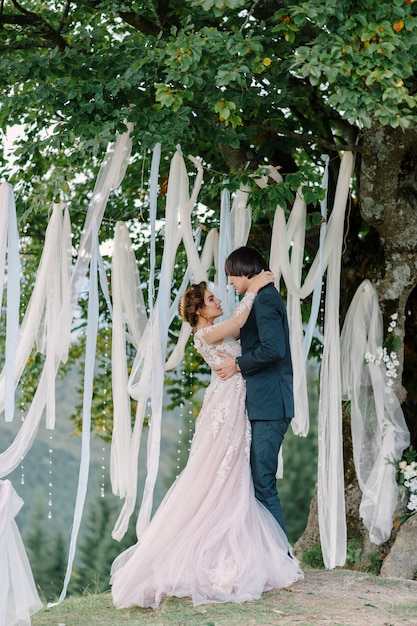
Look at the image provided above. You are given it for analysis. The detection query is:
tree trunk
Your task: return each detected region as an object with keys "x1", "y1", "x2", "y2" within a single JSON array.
[{"x1": 296, "y1": 124, "x2": 417, "y2": 570}]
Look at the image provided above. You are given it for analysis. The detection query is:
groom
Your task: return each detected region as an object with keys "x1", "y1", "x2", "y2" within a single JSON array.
[{"x1": 214, "y1": 246, "x2": 294, "y2": 537}]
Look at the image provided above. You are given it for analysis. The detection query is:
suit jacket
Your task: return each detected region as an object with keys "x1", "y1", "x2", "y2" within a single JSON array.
[{"x1": 237, "y1": 283, "x2": 294, "y2": 421}]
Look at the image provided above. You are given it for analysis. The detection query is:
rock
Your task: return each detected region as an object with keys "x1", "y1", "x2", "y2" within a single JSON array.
[{"x1": 380, "y1": 514, "x2": 417, "y2": 579}]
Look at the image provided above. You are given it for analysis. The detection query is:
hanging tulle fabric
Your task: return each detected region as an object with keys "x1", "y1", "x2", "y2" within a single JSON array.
[
  {"x1": 0, "y1": 183, "x2": 20, "y2": 423},
  {"x1": 164, "y1": 228, "x2": 219, "y2": 371},
  {"x1": 0, "y1": 124, "x2": 133, "y2": 481},
  {"x1": 168, "y1": 174, "x2": 254, "y2": 362},
  {"x1": 36, "y1": 203, "x2": 72, "y2": 429},
  {"x1": 230, "y1": 183, "x2": 252, "y2": 251},
  {"x1": 303, "y1": 155, "x2": 329, "y2": 358},
  {"x1": 269, "y1": 155, "x2": 329, "y2": 437},
  {"x1": 270, "y1": 152, "x2": 354, "y2": 568},
  {"x1": 111, "y1": 149, "x2": 206, "y2": 540},
  {"x1": 0, "y1": 479, "x2": 42, "y2": 626},
  {"x1": 50, "y1": 238, "x2": 101, "y2": 607},
  {"x1": 316, "y1": 153, "x2": 353, "y2": 568},
  {"x1": 0, "y1": 124, "x2": 134, "y2": 615},
  {"x1": 110, "y1": 221, "x2": 148, "y2": 500},
  {"x1": 0, "y1": 204, "x2": 71, "y2": 476},
  {"x1": 340, "y1": 279, "x2": 410, "y2": 544},
  {"x1": 270, "y1": 191, "x2": 309, "y2": 437},
  {"x1": 51, "y1": 124, "x2": 134, "y2": 605},
  {"x1": 217, "y1": 188, "x2": 233, "y2": 320}
]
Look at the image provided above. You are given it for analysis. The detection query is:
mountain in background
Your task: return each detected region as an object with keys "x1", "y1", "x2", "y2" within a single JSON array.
[{"x1": 1, "y1": 368, "x2": 186, "y2": 559}]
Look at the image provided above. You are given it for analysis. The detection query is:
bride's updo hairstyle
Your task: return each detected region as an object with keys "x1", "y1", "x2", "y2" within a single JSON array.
[{"x1": 178, "y1": 282, "x2": 207, "y2": 328}]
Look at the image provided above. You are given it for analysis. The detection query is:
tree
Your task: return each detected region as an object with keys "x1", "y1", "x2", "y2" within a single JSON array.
[
  {"x1": 2, "y1": 0, "x2": 417, "y2": 566},
  {"x1": 73, "y1": 479, "x2": 138, "y2": 594},
  {"x1": 24, "y1": 490, "x2": 49, "y2": 599},
  {"x1": 24, "y1": 490, "x2": 67, "y2": 602}
]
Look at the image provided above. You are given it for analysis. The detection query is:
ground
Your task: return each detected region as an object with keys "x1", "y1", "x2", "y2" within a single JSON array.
[
  {"x1": 32, "y1": 569, "x2": 417, "y2": 626},
  {"x1": 270, "y1": 569, "x2": 417, "y2": 626}
]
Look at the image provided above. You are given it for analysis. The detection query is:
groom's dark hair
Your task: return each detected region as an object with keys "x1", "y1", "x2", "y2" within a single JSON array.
[{"x1": 225, "y1": 246, "x2": 269, "y2": 278}]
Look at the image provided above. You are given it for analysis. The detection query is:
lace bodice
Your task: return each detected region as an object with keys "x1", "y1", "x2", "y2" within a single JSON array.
[
  {"x1": 194, "y1": 332, "x2": 241, "y2": 370},
  {"x1": 194, "y1": 291, "x2": 256, "y2": 370}
]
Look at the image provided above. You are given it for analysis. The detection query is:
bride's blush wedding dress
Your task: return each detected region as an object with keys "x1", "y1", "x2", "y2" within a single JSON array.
[{"x1": 111, "y1": 292, "x2": 303, "y2": 609}]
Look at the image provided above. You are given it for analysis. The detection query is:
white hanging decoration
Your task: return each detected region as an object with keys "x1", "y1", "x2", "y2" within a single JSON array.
[
  {"x1": 269, "y1": 155, "x2": 329, "y2": 437},
  {"x1": 0, "y1": 183, "x2": 21, "y2": 422},
  {"x1": 0, "y1": 479, "x2": 42, "y2": 624},
  {"x1": 270, "y1": 152, "x2": 354, "y2": 568},
  {"x1": 340, "y1": 279, "x2": 410, "y2": 544},
  {"x1": 0, "y1": 204, "x2": 71, "y2": 476},
  {"x1": 164, "y1": 227, "x2": 218, "y2": 372},
  {"x1": 217, "y1": 188, "x2": 233, "y2": 320},
  {"x1": 51, "y1": 124, "x2": 134, "y2": 606},
  {"x1": 50, "y1": 237, "x2": 100, "y2": 608},
  {"x1": 303, "y1": 154, "x2": 329, "y2": 358},
  {"x1": 230, "y1": 183, "x2": 252, "y2": 250},
  {"x1": 271, "y1": 192, "x2": 309, "y2": 437},
  {"x1": 111, "y1": 149, "x2": 205, "y2": 541},
  {"x1": 37, "y1": 203, "x2": 72, "y2": 429},
  {"x1": 316, "y1": 152, "x2": 353, "y2": 569},
  {"x1": 110, "y1": 221, "x2": 147, "y2": 499},
  {"x1": 0, "y1": 123, "x2": 133, "y2": 481}
]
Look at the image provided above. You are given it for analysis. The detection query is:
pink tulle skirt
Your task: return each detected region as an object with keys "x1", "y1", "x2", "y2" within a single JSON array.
[{"x1": 110, "y1": 373, "x2": 303, "y2": 609}]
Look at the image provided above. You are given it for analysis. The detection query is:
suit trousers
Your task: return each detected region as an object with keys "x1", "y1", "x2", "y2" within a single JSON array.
[{"x1": 250, "y1": 418, "x2": 291, "y2": 536}]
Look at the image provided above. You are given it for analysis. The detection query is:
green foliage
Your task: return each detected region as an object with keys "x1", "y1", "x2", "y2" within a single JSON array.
[
  {"x1": 274, "y1": 1, "x2": 417, "y2": 130},
  {"x1": 5, "y1": 0, "x2": 416, "y2": 213},
  {"x1": 301, "y1": 542, "x2": 325, "y2": 569},
  {"x1": 302, "y1": 535, "x2": 382, "y2": 575},
  {"x1": 345, "y1": 536, "x2": 383, "y2": 575},
  {"x1": 72, "y1": 480, "x2": 138, "y2": 595},
  {"x1": 345, "y1": 535, "x2": 363, "y2": 567},
  {"x1": 24, "y1": 491, "x2": 67, "y2": 602},
  {"x1": 280, "y1": 427, "x2": 318, "y2": 544},
  {"x1": 1, "y1": 0, "x2": 417, "y2": 199},
  {"x1": 361, "y1": 552, "x2": 383, "y2": 576}
]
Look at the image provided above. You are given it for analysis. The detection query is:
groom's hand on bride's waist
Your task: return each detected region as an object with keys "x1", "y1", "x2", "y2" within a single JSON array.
[{"x1": 214, "y1": 352, "x2": 239, "y2": 380}]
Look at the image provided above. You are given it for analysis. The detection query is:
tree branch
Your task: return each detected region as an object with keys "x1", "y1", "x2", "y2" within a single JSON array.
[
  {"x1": 274, "y1": 127, "x2": 363, "y2": 154},
  {"x1": 82, "y1": 1, "x2": 177, "y2": 36},
  {"x1": 0, "y1": 1, "x2": 68, "y2": 50},
  {"x1": 117, "y1": 10, "x2": 160, "y2": 36},
  {"x1": 57, "y1": 0, "x2": 72, "y2": 35},
  {"x1": 153, "y1": 0, "x2": 181, "y2": 32}
]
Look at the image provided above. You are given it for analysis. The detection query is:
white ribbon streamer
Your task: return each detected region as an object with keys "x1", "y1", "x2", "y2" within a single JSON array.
[
  {"x1": 112, "y1": 150, "x2": 208, "y2": 539},
  {"x1": 0, "y1": 183, "x2": 9, "y2": 312},
  {"x1": 50, "y1": 237, "x2": 100, "y2": 607},
  {"x1": 218, "y1": 188, "x2": 233, "y2": 320},
  {"x1": 317, "y1": 152, "x2": 353, "y2": 569},
  {"x1": 270, "y1": 152, "x2": 353, "y2": 567},
  {"x1": 111, "y1": 222, "x2": 147, "y2": 499},
  {"x1": 3, "y1": 184, "x2": 20, "y2": 422},
  {"x1": 303, "y1": 154, "x2": 329, "y2": 358},
  {"x1": 0, "y1": 125, "x2": 133, "y2": 479}
]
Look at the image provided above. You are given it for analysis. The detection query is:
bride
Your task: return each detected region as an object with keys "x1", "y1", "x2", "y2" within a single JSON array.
[{"x1": 110, "y1": 272, "x2": 303, "y2": 609}]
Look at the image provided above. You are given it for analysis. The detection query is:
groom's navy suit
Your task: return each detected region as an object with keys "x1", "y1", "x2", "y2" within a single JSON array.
[{"x1": 236, "y1": 283, "x2": 294, "y2": 535}]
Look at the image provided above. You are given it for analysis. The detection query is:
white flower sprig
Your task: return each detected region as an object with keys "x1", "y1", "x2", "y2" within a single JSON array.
[
  {"x1": 364, "y1": 313, "x2": 400, "y2": 395},
  {"x1": 387, "y1": 312, "x2": 398, "y2": 333},
  {"x1": 395, "y1": 451, "x2": 417, "y2": 516}
]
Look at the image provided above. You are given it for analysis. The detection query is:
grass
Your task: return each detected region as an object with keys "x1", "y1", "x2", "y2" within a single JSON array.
[
  {"x1": 32, "y1": 589, "x2": 299, "y2": 626},
  {"x1": 31, "y1": 569, "x2": 417, "y2": 626}
]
